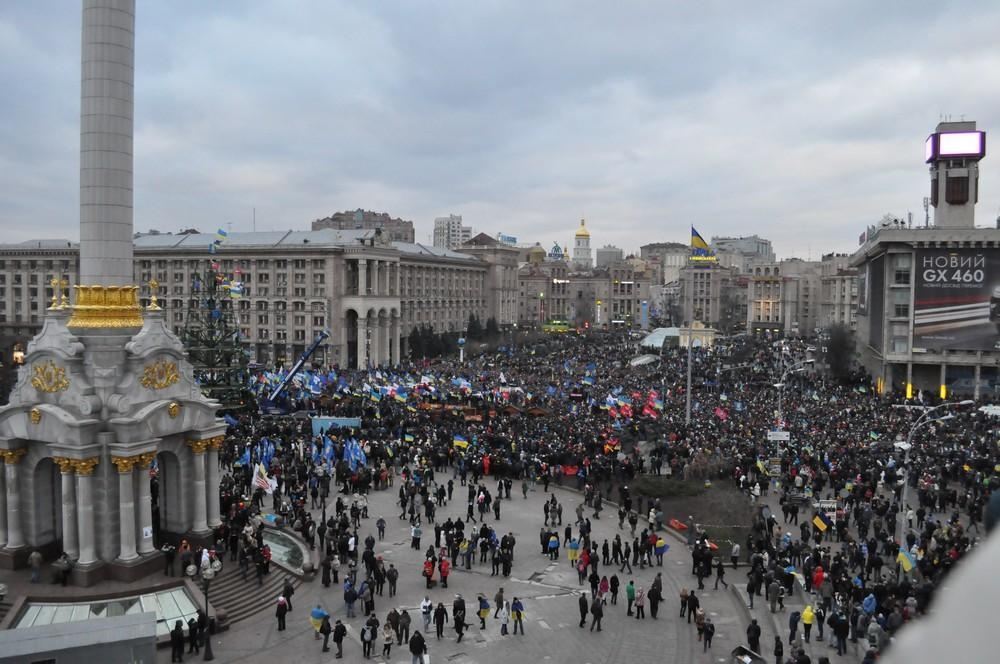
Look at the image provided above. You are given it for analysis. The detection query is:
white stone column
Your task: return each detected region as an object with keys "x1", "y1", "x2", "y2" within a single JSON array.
[
  {"x1": 80, "y1": 0, "x2": 136, "y2": 286},
  {"x1": 358, "y1": 259, "x2": 368, "y2": 295},
  {"x1": 356, "y1": 317, "x2": 367, "y2": 369},
  {"x1": 114, "y1": 456, "x2": 139, "y2": 561},
  {"x1": 206, "y1": 440, "x2": 222, "y2": 528},
  {"x1": 75, "y1": 458, "x2": 99, "y2": 565},
  {"x1": 2, "y1": 450, "x2": 26, "y2": 549},
  {"x1": 189, "y1": 441, "x2": 209, "y2": 534},
  {"x1": 370, "y1": 316, "x2": 382, "y2": 367},
  {"x1": 56, "y1": 459, "x2": 79, "y2": 559},
  {"x1": 374, "y1": 260, "x2": 382, "y2": 296},
  {"x1": 136, "y1": 453, "x2": 155, "y2": 554},
  {"x1": 390, "y1": 315, "x2": 400, "y2": 367},
  {"x1": 0, "y1": 458, "x2": 7, "y2": 548}
]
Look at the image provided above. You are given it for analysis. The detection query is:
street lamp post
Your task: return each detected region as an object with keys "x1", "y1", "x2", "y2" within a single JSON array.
[
  {"x1": 187, "y1": 560, "x2": 221, "y2": 661},
  {"x1": 890, "y1": 400, "x2": 972, "y2": 551},
  {"x1": 774, "y1": 360, "x2": 814, "y2": 427}
]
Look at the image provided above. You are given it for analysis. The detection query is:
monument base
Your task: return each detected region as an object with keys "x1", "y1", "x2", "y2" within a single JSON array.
[
  {"x1": 107, "y1": 551, "x2": 162, "y2": 583},
  {"x1": 71, "y1": 560, "x2": 107, "y2": 587},
  {"x1": 0, "y1": 546, "x2": 28, "y2": 570}
]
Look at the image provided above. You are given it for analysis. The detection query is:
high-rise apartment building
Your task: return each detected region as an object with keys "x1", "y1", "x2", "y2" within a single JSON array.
[
  {"x1": 433, "y1": 214, "x2": 472, "y2": 249},
  {"x1": 595, "y1": 245, "x2": 624, "y2": 268}
]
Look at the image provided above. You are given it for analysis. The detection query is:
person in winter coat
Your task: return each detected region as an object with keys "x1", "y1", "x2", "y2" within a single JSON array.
[
  {"x1": 170, "y1": 620, "x2": 185, "y2": 662},
  {"x1": 398, "y1": 609, "x2": 412, "y2": 645},
  {"x1": 320, "y1": 616, "x2": 332, "y2": 653},
  {"x1": 409, "y1": 631, "x2": 427, "y2": 662},
  {"x1": 626, "y1": 580, "x2": 636, "y2": 615},
  {"x1": 477, "y1": 595, "x2": 490, "y2": 629},
  {"x1": 511, "y1": 597, "x2": 525, "y2": 635},
  {"x1": 589, "y1": 596, "x2": 604, "y2": 631},
  {"x1": 332, "y1": 619, "x2": 347, "y2": 659},
  {"x1": 788, "y1": 610, "x2": 801, "y2": 645},
  {"x1": 773, "y1": 635, "x2": 784, "y2": 664},
  {"x1": 382, "y1": 623, "x2": 395, "y2": 658},
  {"x1": 275, "y1": 596, "x2": 288, "y2": 631},
  {"x1": 686, "y1": 590, "x2": 700, "y2": 624},
  {"x1": 433, "y1": 603, "x2": 449, "y2": 639},
  {"x1": 578, "y1": 593, "x2": 589, "y2": 627},
  {"x1": 635, "y1": 586, "x2": 647, "y2": 619},
  {"x1": 802, "y1": 605, "x2": 815, "y2": 642},
  {"x1": 747, "y1": 618, "x2": 762, "y2": 653},
  {"x1": 499, "y1": 601, "x2": 511, "y2": 635}
]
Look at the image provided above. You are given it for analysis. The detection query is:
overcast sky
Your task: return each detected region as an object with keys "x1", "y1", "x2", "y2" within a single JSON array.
[{"x1": 2, "y1": 1, "x2": 1000, "y2": 259}]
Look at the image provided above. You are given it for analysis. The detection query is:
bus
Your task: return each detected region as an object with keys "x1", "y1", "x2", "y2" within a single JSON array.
[{"x1": 542, "y1": 319, "x2": 571, "y2": 333}]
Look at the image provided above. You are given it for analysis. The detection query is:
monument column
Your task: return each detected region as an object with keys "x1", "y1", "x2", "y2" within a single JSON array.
[
  {"x1": 188, "y1": 440, "x2": 210, "y2": 534},
  {"x1": 390, "y1": 314, "x2": 400, "y2": 367},
  {"x1": 206, "y1": 437, "x2": 223, "y2": 528},
  {"x1": 0, "y1": 457, "x2": 6, "y2": 548},
  {"x1": 356, "y1": 317, "x2": 368, "y2": 369},
  {"x1": 1, "y1": 450, "x2": 27, "y2": 549},
  {"x1": 112, "y1": 456, "x2": 139, "y2": 561},
  {"x1": 54, "y1": 458, "x2": 80, "y2": 560},
  {"x1": 135, "y1": 453, "x2": 156, "y2": 554},
  {"x1": 358, "y1": 259, "x2": 368, "y2": 295},
  {"x1": 74, "y1": 458, "x2": 100, "y2": 565}
]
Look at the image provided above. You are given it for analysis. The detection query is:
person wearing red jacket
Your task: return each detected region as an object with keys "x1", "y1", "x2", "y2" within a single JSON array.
[
  {"x1": 439, "y1": 557, "x2": 451, "y2": 588},
  {"x1": 812, "y1": 565, "x2": 825, "y2": 591}
]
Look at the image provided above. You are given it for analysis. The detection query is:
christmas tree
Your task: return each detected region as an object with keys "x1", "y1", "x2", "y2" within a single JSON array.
[{"x1": 179, "y1": 265, "x2": 255, "y2": 412}]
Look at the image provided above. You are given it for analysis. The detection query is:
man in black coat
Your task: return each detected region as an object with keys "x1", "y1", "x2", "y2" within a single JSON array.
[
  {"x1": 578, "y1": 593, "x2": 589, "y2": 628},
  {"x1": 170, "y1": 620, "x2": 185, "y2": 662},
  {"x1": 409, "y1": 631, "x2": 427, "y2": 661}
]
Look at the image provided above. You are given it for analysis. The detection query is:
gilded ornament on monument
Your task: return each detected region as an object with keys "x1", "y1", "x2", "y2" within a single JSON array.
[
  {"x1": 67, "y1": 284, "x2": 144, "y2": 328},
  {"x1": 1, "y1": 449, "x2": 28, "y2": 465},
  {"x1": 29, "y1": 408, "x2": 42, "y2": 425},
  {"x1": 111, "y1": 456, "x2": 137, "y2": 473},
  {"x1": 72, "y1": 457, "x2": 100, "y2": 476},
  {"x1": 31, "y1": 360, "x2": 70, "y2": 393},
  {"x1": 167, "y1": 401, "x2": 181, "y2": 418},
  {"x1": 187, "y1": 439, "x2": 210, "y2": 454},
  {"x1": 140, "y1": 359, "x2": 180, "y2": 390}
]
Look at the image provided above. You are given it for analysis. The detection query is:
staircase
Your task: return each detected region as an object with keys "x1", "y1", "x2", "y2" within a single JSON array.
[
  {"x1": 0, "y1": 597, "x2": 12, "y2": 626},
  {"x1": 208, "y1": 563, "x2": 301, "y2": 626}
]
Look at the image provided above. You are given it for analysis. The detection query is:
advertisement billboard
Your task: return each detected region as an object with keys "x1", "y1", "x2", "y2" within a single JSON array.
[{"x1": 913, "y1": 249, "x2": 1000, "y2": 351}]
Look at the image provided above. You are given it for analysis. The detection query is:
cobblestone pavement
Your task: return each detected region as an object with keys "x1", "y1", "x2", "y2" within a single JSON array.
[{"x1": 160, "y1": 481, "x2": 756, "y2": 664}]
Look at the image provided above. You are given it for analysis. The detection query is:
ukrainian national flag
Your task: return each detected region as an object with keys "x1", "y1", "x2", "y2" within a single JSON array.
[
  {"x1": 216, "y1": 227, "x2": 229, "y2": 241},
  {"x1": 690, "y1": 226, "x2": 716, "y2": 261},
  {"x1": 404, "y1": 433, "x2": 414, "y2": 443},
  {"x1": 453, "y1": 435, "x2": 469, "y2": 449},
  {"x1": 897, "y1": 549, "x2": 915, "y2": 573},
  {"x1": 812, "y1": 513, "x2": 833, "y2": 532}
]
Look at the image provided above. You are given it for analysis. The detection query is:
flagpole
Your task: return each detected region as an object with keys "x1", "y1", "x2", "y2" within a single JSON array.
[{"x1": 685, "y1": 333, "x2": 692, "y2": 426}]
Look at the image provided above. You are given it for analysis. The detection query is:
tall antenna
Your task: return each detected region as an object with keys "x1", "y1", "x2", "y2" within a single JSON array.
[{"x1": 252, "y1": 207, "x2": 256, "y2": 232}]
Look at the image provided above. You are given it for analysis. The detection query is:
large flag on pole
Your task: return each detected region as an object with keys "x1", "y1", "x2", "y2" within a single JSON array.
[{"x1": 253, "y1": 462, "x2": 276, "y2": 494}]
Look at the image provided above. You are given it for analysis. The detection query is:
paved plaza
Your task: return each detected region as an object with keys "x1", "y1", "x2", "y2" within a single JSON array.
[{"x1": 162, "y1": 482, "x2": 730, "y2": 664}]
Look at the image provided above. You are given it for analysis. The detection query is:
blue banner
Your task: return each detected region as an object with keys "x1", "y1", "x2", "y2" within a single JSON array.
[{"x1": 311, "y1": 416, "x2": 362, "y2": 437}]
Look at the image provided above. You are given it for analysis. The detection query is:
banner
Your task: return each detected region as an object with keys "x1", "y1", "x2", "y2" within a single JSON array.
[
  {"x1": 311, "y1": 417, "x2": 362, "y2": 436},
  {"x1": 913, "y1": 248, "x2": 1000, "y2": 351}
]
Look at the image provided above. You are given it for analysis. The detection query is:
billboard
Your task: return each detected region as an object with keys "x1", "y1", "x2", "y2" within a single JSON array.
[
  {"x1": 925, "y1": 130, "x2": 986, "y2": 163},
  {"x1": 913, "y1": 249, "x2": 1000, "y2": 351}
]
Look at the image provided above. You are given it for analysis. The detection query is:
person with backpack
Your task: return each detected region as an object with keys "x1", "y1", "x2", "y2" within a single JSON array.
[{"x1": 360, "y1": 622, "x2": 375, "y2": 658}]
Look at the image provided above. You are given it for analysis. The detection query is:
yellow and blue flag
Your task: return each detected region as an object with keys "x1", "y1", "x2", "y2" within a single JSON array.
[
  {"x1": 453, "y1": 435, "x2": 469, "y2": 449},
  {"x1": 690, "y1": 226, "x2": 716, "y2": 261}
]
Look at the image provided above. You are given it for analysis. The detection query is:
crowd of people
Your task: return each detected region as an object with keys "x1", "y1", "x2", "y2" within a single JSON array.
[{"x1": 189, "y1": 329, "x2": 998, "y2": 661}]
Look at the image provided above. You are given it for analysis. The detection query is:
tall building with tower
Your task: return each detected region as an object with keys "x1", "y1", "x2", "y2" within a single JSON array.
[
  {"x1": 572, "y1": 219, "x2": 593, "y2": 270},
  {"x1": 852, "y1": 120, "x2": 998, "y2": 398},
  {"x1": 926, "y1": 121, "x2": 985, "y2": 228}
]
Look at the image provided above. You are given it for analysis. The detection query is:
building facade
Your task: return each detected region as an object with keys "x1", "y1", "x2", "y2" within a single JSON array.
[
  {"x1": 0, "y1": 230, "x2": 508, "y2": 374},
  {"x1": 312, "y1": 209, "x2": 415, "y2": 243},
  {"x1": 820, "y1": 253, "x2": 858, "y2": 329},
  {"x1": 595, "y1": 245, "x2": 624, "y2": 268},
  {"x1": 433, "y1": 215, "x2": 472, "y2": 250},
  {"x1": 710, "y1": 235, "x2": 775, "y2": 263},
  {"x1": 640, "y1": 242, "x2": 688, "y2": 285}
]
